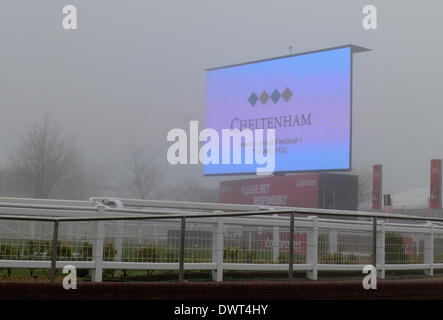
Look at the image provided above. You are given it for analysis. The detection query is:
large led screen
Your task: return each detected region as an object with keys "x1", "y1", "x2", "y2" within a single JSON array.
[{"x1": 204, "y1": 46, "x2": 353, "y2": 175}]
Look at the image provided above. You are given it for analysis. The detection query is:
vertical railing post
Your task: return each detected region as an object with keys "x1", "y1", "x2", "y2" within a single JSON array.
[
  {"x1": 271, "y1": 210, "x2": 279, "y2": 263},
  {"x1": 329, "y1": 230, "x2": 338, "y2": 254},
  {"x1": 212, "y1": 217, "x2": 224, "y2": 282},
  {"x1": 179, "y1": 217, "x2": 186, "y2": 282},
  {"x1": 116, "y1": 220, "x2": 124, "y2": 260},
  {"x1": 288, "y1": 212, "x2": 295, "y2": 281},
  {"x1": 107, "y1": 200, "x2": 123, "y2": 278},
  {"x1": 378, "y1": 221, "x2": 386, "y2": 279},
  {"x1": 92, "y1": 205, "x2": 105, "y2": 282},
  {"x1": 424, "y1": 222, "x2": 434, "y2": 276},
  {"x1": 211, "y1": 212, "x2": 224, "y2": 282},
  {"x1": 372, "y1": 217, "x2": 377, "y2": 269},
  {"x1": 50, "y1": 220, "x2": 59, "y2": 285},
  {"x1": 272, "y1": 225, "x2": 279, "y2": 263},
  {"x1": 306, "y1": 216, "x2": 318, "y2": 280}
]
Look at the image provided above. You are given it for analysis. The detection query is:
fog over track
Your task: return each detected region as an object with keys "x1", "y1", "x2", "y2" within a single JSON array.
[{"x1": 0, "y1": 1, "x2": 442, "y2": 196}]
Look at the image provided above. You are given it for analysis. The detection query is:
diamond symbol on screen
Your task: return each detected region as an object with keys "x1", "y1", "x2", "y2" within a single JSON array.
[
  {"x1": 259, "y1": 90, "x2": 269, "y2": 104},
  {"x1": 282, "y1": 87, "x2": 293, "y2": 102},
  {"x1": 270, "y1": 89, "x2": 281, "y2": 104},
  {"x1": 248, "y1": 92, "x2": 258, "y2": 106}
]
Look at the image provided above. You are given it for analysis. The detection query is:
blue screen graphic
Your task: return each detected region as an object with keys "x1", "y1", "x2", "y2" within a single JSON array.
[{"x1": 204, "y1": 47, "x2": 352, "y2": 175}]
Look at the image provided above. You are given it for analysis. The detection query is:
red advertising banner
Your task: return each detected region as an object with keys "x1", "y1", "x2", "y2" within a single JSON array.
[
  {"x1": 430, "y1": 159, "x2": 442, "y2": 209},
  {"x1": 219, "y1": 174, "x2": 319, "y2": 208},
  {"x1": 372, "y1": 165, "x2": 382, "y2": 210}
]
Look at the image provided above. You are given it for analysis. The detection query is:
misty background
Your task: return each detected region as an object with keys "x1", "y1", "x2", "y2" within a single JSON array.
[{"x1": 0, "y1": 0, "x2": 442, "y2": 204}]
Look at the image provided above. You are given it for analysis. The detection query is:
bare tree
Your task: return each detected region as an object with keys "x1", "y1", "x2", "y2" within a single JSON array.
[
  {"x1": 120, "y1": 146, "x2": 164, "y2": 199},
  {"x1": 167, "y1": 178, "x2": 219, "y2": 203},
  {"x1": 8, "y1": 116, "x2": 83, "y2": 199}
]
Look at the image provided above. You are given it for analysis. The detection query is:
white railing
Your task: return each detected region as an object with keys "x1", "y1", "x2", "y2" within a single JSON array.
[{"x1": 0, "y1": 197, "x2": 443, "y2": 283}]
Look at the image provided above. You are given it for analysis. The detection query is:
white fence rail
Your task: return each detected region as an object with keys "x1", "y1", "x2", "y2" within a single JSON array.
[{"x1": 0, "y1": 197, "x2": 443, "y2": 283}]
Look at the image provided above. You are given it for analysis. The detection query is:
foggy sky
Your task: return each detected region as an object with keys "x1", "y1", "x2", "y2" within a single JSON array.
[{"x1": 1, "y1": 0, "x2": 442, "y2": 195}]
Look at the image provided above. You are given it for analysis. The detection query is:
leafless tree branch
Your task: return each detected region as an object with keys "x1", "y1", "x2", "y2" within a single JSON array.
[
  {"x1": 7, "y1": 115, "x2": 84, "y2": 199},
  {"x1": 120, "y1": 146, "x2": 165, "y2": 199}
]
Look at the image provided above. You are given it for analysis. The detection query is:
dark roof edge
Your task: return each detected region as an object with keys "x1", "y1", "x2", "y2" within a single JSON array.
[{"x1": 205, "y1": 44, "x2": 371, "y2": 72}]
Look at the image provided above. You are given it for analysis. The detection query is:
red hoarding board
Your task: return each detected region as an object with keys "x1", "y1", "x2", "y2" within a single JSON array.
[
  {"x1": 372, "y1": 165, "x2": 382, "y2": 210},
  {"x1": 219, "y1": 174, "x2": 319, "y2": 207},
  {"x1": 430, "y1": 159, "x2": 442, "y2": 209}
]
